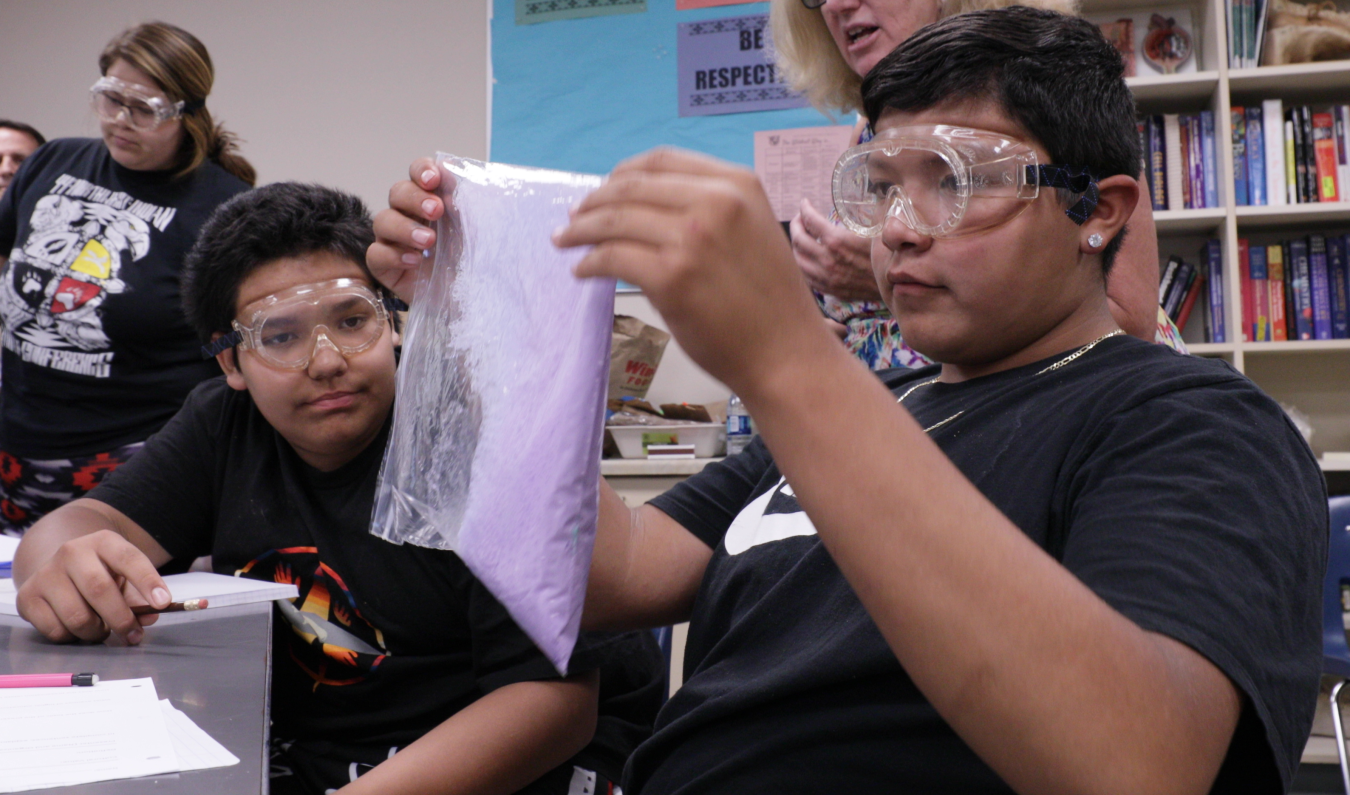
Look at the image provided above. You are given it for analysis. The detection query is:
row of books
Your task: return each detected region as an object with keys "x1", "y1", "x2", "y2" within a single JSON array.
[
  {"x1": 1233, "y1": 101, "x2": 1350, "y2": 206},
  {"x1": 1238, "y1": 235, "x2": 1350, "y2": 342},
  {"x1": 1161, "y1": 240, "x2": 1224, "y2": 342},
  {"x1": 1227, "y1": 0, "x2": 1268, "y2": 69},
  {"x1": 1140, "y1": 113, "x2": 1220, "y2": 211}
]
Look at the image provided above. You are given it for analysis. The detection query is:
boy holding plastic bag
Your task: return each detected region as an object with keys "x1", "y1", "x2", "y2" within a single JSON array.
[
  {"x1": 11, "y1": 182, "x2": 662, "y2": 795},
  {"x1": 371, "y1": 8, "x2": 1325, "y2": 794}
]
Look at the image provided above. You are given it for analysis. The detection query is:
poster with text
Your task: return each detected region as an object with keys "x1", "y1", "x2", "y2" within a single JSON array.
[
  {"x1": 754, "y1": 125, "x2": 856, "y2": 222},
  {"x1": 517, "y1": 0, "x2": 646, "y2": 25},
  {"x1": 677, "y1": 14, "x2": 809, "y2": 116}
]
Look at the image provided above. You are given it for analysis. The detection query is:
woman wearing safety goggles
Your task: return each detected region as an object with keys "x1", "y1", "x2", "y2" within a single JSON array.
[
  {"x1": 89, "y1": 75, "x2": 194, "y2": 136},
  {"x1": 767, "y1": 0, "x2": 1185, "y2": 368},
  {"x1": 0, "y1": 22, "x2": 255, "y2": 535}
]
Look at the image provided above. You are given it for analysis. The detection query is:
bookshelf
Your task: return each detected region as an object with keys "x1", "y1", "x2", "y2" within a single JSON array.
[{"x1": 1085, "y1": 0, "x2": 1350, "y2": 468}]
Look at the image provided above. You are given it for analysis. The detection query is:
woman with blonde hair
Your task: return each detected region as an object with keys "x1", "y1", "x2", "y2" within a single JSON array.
[
  {"x1": 771, "y1": 0, "x2": 1184, "y2": 368},
  {"x1": 0, "y1": 21, "x2": 253, "y2": 534}
]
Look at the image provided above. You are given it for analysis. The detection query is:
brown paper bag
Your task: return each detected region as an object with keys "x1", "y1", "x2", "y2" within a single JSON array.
[{"x1": 609, "y1": 316, "x2": 670, "y2": 400}]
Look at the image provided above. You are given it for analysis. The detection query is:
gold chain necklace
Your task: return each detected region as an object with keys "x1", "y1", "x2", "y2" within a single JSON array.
[{"x1": 897, "y1": 329, "x2": 1123, "y2": 434}]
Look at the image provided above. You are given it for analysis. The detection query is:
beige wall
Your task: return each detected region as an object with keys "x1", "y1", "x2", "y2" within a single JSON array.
[{"x1": 0, "y1": 0, "x2": 489, "y2": 212}]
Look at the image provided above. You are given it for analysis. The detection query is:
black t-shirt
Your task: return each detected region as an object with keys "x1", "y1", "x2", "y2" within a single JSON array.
[
  {"x1": 0, "y1": 138, "x2": 250, "y2": 458},
  {"x1": 91, "y1": 377, "x2": 662, "y2": 782},
  {"x1": 635, "y1": 335, "x2": 1326, "y2": 794}
]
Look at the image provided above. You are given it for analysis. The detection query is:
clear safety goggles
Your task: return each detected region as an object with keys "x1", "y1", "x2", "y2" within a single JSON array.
[
  {"x1": 201, "y1": 279, "x2": 391, "y2": 370},
  {"x1": 90, "y1": 76, "x2": 198, "y2": 131},
  {"x1": 832, "y1": 125, "x2": 1100, "y2": 239}
]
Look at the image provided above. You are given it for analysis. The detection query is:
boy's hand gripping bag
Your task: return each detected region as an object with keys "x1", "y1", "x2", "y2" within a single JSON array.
[{"x1": 371, "y1": 154, "x2": 614, "y2": 674}]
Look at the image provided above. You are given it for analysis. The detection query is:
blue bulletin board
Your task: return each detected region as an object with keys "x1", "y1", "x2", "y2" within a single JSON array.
[{"x1": 490, "y1": 0, "x2": 838, "y2": 175}]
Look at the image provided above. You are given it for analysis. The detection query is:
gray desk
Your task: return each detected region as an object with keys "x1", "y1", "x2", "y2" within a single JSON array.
[{"x1": 0, "y1": 602, "x2": 273, "y2": 794}]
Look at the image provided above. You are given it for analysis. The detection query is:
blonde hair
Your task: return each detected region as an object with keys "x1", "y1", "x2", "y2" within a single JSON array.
[
  {"x1": 99, "y1": 22, "x2": 256, "y2": 185},
  {"x1": 770, "y1": 0, "x2": 1081, "y2": 114}
]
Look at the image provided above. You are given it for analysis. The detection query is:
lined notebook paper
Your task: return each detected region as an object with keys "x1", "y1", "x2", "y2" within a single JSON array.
[
  {"x1": 0, "y1": 678, "x2": 177, "y2": 792},
  {"x1": 0, "y1": 679, "x2": 239, "y2": 792}
]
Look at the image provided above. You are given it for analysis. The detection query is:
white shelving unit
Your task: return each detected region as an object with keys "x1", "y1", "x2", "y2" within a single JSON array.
[{"x1": 1087, "y1": 0, "x2": 1350, "y2": 460}]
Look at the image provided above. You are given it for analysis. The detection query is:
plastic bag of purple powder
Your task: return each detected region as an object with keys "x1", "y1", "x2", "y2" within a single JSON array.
[{"x1": 372, "y1": 154, "x2": 614, "y2": 674}]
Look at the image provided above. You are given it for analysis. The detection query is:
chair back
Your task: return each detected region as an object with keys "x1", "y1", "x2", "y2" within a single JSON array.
[
  {"x1": 1325, "y1": 496, "x2": 1350, "y2": 666},
  {"x1": 652, "y1": 626, "x2": 673, "y2": 703}
]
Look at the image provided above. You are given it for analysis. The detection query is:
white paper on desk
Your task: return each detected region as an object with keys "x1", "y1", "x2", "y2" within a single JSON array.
[
  {"x1": 160, "y1": 700, "x2": 239, "y2": 771},
  {"x1": 754, "y1": 125, "x2": 857, "y2": 222},
  {"x1": 0, "y1": 571, "x2": 298, "y2": 616},
  {"x1": 0, "y1": 535, "x2": 18, "y2": 564},
  {"x1": 0, "y1": 677, "x2": 179, "y2": 793}
]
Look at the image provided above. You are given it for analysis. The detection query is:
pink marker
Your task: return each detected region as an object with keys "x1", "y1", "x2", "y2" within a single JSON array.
[{"x1": 0, "y1": 673, "x2": 98, "y2": 688}]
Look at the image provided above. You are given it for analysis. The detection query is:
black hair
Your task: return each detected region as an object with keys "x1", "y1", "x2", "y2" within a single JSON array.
[
  {"x1": 182, "y1": 182, "x2": 391, "y2": 343},
  {"x1": 0, "y1": 120, "x2": 46, "y2": 147},
  {"x1": 860, "y1": 6, "x2": 1140, "y2": 275}
]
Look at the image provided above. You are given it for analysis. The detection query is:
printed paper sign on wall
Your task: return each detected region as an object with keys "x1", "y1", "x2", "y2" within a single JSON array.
[
  {"x1": 516, "y1": 0, "x2": 645, "y2": 25},
  {"x1": 754, "y1": 125, "x2": 856, "y2": 222},
  {"x1": 677, "y1": 14, "x2": 809, "y2": 117}
]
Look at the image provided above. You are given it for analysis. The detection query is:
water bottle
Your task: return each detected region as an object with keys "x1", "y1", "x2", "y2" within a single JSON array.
[{"x1": 725, "y1": 393, "x2": 753, "y2": 456}]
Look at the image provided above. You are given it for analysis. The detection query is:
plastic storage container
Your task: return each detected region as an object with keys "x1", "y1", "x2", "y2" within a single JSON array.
[{"x1": 609, "y1": 423, "x2": 725, "y2": 458}]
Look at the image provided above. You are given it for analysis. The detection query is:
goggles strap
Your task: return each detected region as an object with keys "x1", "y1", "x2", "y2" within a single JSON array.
[
  {"x1": 201, "y1": 330, "x2": 242, "y2": 359},
  {"x1": 182, "y1": 98, "x2": 205, "y2": 114},
  {"x1": 1029, "y1": 165, "x2": 1100, "y2": 226}
]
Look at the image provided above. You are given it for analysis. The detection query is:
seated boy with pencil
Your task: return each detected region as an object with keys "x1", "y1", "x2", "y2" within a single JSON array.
[
  {"x1": 12, "y1": 182, "x2": 662, "y2": 795},
  {"x1": 374, "y1": 8, "x2": 1327, "y2": 792}
]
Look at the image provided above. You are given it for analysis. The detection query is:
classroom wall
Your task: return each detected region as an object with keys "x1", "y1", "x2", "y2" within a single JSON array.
[
  {"x1": 0, "y1": 0, "x2": 489, "y2": 213},
  {"x1": 0, "y1": 0, "x2": 727, "y2": 408}
]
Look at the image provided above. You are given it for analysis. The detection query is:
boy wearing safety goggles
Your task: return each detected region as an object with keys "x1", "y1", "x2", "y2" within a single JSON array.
[
  {"x1": 11, "y1": 183, "x2": 661, "y2": 795},
  {"x1": 368, "y1": 7, "x2": 1326, "y2": 793}
]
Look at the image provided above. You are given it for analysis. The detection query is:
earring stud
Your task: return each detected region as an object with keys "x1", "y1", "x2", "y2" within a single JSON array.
[{"x1": 1088, "y1": 233, "x2": 1104, "y2": 248}]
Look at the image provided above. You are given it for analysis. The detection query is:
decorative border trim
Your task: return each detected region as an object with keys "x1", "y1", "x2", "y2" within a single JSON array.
[
  {"x1": 690, "y1": 86, "x2": 795, "y2": 106},
  {"x1": 521, "y1": 0, "x2": 645, "y2": 15},
  {"x1": 685, "y1": 17, "x2": 766, "y2": 36}
]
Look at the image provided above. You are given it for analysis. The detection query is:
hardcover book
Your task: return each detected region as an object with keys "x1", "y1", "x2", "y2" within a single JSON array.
[
  {"x1": 1246, "y1": 107, "x2": 1267, "y2": 205},
  {"x1": 1233, "y1": 108, "x2": 1250, "y2": 206},
  {"x1": 1329, "y1": 234, "x2": 1349, "y2": 338},
  {"x1": 1165, "y1": 261, "x2": 1195, "y2": 319},
  {"x1": 1201, "y1": 110, "x2": 1220, "y2": 208},
  {"x1": 1204, "y1": 239, "x2": 1226, "y2": 343},
  {"x1": 1268, "y1": 244, "x2": 1289, "y2": 341},
  {"x1": 1290, "y1": 237, "x2": 1315, "y2": 339},
  {"x1": 1314, "y1": 112, "x2": 1341, "y2": 201},
  {"x1": 1251, "y1": 245, "x2": 1271, "y2": 340},
  {"x1": 1179, "y1": 116, "x2": 1193, "y2": 208},
  {"x1": 1290, "y1": 108, "x2": 1309, "y2": 203},
  {"x1": 1176, "y1": 267, "x2": 1207, "y2": 331},
  {"x1": 1165, "y1": 114, "x2": 1185, "y2": 211},
  {"x1": 1310, "y1": 234, "x2": 1334, "y2": 339},
  {"x1": 1239, "y1": 238, "x2": 1253, "y2": 341},
  {"x1": 1263, "y1": 99, "x2": 1287, "y2": 206},
  {"x1": 1301, "y1": 106, "x2": 1318, "y2": 202},
  {"x1": 1148, "y1": 115, "x2": 1168, "y2": 211},
  {"x1": 1286, "y1": 116, "x2": 1300, "y2": 203}
]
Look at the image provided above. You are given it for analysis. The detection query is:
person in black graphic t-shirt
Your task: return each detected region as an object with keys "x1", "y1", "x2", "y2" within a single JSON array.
[
  {"x1": 374, "y1": 8, "x2": 1325, "y2": 794},
  {"x1": 0, "y1": 22, "x2": 254, "y2": 534},
  {"x1": 12, "y1": 183, "x2": 662, "y2": 794}
]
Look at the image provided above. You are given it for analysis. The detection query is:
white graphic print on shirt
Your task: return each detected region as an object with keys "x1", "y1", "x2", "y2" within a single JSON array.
[
  {"x1": 1, "y1": 174, "x2": 175, "y2": 378},
  {"x1": 724, "y1": 475, "x2": 819, "y2": 555}
]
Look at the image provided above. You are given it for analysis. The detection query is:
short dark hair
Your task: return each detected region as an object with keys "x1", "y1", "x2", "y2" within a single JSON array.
[
  {"x1": 182, "y1": 182, "x2": 387, "y2": 342},
  {"x1": 0, "y1": 120, "x2": 46, "y2": 147},
  {"x1": 860, "y1": 6, "x2": 1139, "y2": 275}
]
